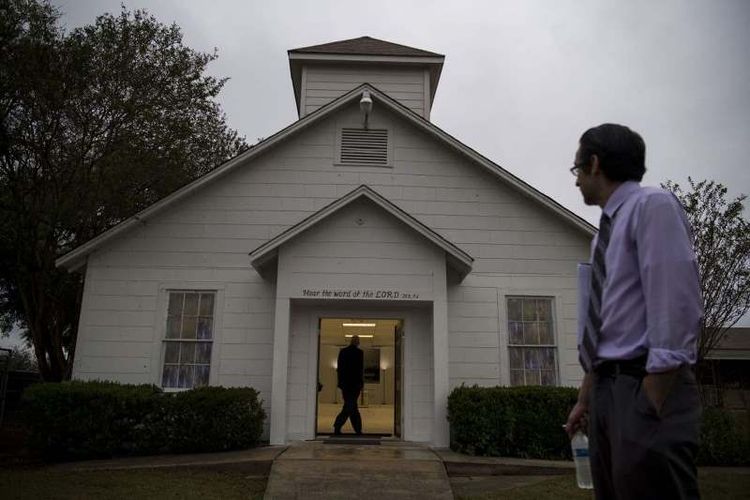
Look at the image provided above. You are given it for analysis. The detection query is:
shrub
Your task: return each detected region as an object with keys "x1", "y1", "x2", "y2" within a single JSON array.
[
  {"x1": 449, "y1": 385, "x2": 750, "y2": 466},
  {"x1": 158, "y1": 387, "x2": 266, "y2": 454},
  {"x1": 22, "y1": 381, "x2": 161, "y2": 459},
  {"x1": 698, "y1": 407, "x2": 750, "y2": 466},
  {"x1": 448, "y1": 385, "x2": 578, "y2": 459},
  {"x1": 22, "y1": 381, "x2": 265, "y2": 460}
]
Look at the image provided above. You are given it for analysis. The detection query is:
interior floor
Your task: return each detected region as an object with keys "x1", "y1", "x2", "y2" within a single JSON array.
[{"x1": 316, "y1": 403, "x2": 395, "y2": 435}]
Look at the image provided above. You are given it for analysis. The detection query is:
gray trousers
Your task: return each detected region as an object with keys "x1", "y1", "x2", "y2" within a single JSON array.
[{"x1": 589, "y1": 365, "x2": 702, "y2": 500}]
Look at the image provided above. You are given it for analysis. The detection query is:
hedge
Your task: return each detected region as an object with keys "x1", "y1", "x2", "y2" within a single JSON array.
[
  {"x1": 448, "y1": 385, "x2": 578, "y2": 459},
  {"x1": 698, "y1": 407, "x2": 750, "y2": 466},
  {"x1": 448, "y1": 385, "x2": 750, "y2": 465},
  {"x1": 22, "y1": 381, "x2": 266, "y2": 460}
]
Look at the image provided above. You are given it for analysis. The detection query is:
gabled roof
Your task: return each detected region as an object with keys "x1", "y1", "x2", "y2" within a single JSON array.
[
  {"x1": 56, "y1": 83, "x2": 595, "y2": 272},
  {"x1": 249, "y1": 185, "x2": 473, "y2": 281},
  {"x1": 287, "y1": 36, "x2": 444, "y2": 116},
  {"x1": 289, "y1": 36, "x2": 443, "y2": 58}
]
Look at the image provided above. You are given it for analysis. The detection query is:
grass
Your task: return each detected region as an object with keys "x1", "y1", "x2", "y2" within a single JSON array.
[
  {"x1": 1, "y1": 464, "x2": 747, "y2": 500},
  {"x1": 0, "y1": 467, "x2": 268, "y2": 500},
  {"x1": 454, "y1": 470, "x2": 750, "y2": 500}
]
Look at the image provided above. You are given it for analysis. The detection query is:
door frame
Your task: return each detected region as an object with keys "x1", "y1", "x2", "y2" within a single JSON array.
[
  {"x1": 294, "y1": 301, "x2": 431, "y2": 442},
  {"x1": 314, "y1": 316, "x2": 402, "y2": 437}
]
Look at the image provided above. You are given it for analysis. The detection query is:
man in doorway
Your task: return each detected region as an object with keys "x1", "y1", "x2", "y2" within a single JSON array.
[
  {"x1": 334, "y1": 334, "x2": 364, "y2": 435},
  {"x1": 564, "y1": 124, "x2": 702, "y2": 499}
]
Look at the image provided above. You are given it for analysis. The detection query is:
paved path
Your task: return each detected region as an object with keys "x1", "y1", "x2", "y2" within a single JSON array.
[{"x1": 263, "y1": 440, "x2": 454, "y2": 500}]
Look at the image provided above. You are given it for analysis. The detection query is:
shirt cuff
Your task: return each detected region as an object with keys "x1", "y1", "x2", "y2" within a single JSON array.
[{"x1": 646, "y1": 347, "x2": 696, "y2": 373}]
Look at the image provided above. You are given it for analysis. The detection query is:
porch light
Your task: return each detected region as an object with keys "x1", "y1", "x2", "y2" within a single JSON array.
[
  {"x1": 345, "y1": 334, "x2": 374, "y2": 338},
  {"x1": 342, "y1": 322, "x2": 376, "y2": 327},
  {"x1": 360, "y1": 90, "x2": 373, "y2": 129}
]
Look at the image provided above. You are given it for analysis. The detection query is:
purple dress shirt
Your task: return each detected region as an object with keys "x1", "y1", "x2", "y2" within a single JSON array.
[{"x1": 589, "y1": 181, "x2": 702, "y2": 373}]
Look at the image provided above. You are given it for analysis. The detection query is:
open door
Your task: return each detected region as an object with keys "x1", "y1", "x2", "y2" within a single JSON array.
[{"x1": 316, "y1": 318, "x2": 400, "y2": 437}]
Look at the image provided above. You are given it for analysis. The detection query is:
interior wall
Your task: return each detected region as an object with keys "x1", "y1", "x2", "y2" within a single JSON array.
[{"x1": 318, "y1": 319, "x2": 397, "y2": 405}]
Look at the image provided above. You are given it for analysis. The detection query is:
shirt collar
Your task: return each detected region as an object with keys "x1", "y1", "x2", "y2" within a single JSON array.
[{"x1": 603, "y1": 181, "x2": 640, "y2": 218}]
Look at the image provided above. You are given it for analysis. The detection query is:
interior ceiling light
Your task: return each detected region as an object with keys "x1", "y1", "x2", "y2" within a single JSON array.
[
  {"x1": 345, "y1": 334, "x2": 374, "y2": 338},
  {"x1": 342, "y1": 323, "x2": 376, "y2": 327}
]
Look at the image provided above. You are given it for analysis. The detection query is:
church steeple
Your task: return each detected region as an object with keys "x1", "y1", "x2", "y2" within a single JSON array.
[{"x1": 288, "y1": 36, "x2": 444, "y2": 120}]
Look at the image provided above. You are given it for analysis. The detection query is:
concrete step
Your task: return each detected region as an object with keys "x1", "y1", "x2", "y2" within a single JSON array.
[{"x1": 263, "y1": 441, "x2": 453, "y2": 500}]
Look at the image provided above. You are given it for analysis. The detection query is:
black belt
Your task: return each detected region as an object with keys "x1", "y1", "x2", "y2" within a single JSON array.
[{"x1": 594, "y1": 355, "x2": 647, "y2": 378}]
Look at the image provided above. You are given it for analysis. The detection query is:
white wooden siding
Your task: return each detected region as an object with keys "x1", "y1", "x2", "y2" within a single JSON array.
[
  {"x1": 286, "y1": 310, "x2": 314, "y2": 440},
  {"x1": 277, "y1": 201, "x2": 442, "y2": 442},
  {"x1": 280, "y1": 200, "x2": 444, "y2": 301},
  {"x1": 303, "y1": 65, "x2": 426, "y2": 117},
  {"x1": 406, "y1": 307, "x2": 434, "y2": 442},
  {"x1": 73, "y1": 98, "x2": 591, "y2": 441}
]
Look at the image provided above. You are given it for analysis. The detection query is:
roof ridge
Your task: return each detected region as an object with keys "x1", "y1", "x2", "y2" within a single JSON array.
[{"x1": 289, "y1": 36, "x2": 443, "y2": 58}]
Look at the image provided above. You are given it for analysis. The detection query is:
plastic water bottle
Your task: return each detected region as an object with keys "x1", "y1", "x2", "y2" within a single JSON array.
[{"x1": 571, "y1": 431, "x2": 593, "y2": 489}]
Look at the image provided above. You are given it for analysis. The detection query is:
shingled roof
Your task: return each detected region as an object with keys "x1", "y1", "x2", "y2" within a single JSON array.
[{"x1": 289, "y1": 36, "x2": 443, "y2": 58}]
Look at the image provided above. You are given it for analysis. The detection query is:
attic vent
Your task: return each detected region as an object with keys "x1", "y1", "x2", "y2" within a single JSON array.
[{"x1": 339, "y1": 128, "x2": 389, "y2": 166}]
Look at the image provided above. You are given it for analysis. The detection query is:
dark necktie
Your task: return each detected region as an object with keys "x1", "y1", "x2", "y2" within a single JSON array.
[{"x1": 579, "y1": 213, "x2": 612, "y2": 372}]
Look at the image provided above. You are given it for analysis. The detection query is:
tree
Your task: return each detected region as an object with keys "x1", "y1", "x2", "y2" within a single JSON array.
[
  {"x1": 663, "y1": 178, "x2": 750, "y2": 362},
  {"x1": 0, "y1": 1, "x2": 247, "y2": 381},
  {"x1": 3, "y1": 346, "x2": 38, "y2": 372}
]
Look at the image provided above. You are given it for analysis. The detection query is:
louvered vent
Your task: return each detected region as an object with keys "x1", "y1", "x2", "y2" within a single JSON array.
[{"x1": 340, "y1": 128, "x2": 389, "y2": 165}]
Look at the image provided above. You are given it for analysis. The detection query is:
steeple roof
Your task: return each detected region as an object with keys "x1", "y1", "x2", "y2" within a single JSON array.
[{"x1": 289, "y1": 36, "x2": 443, "y2": 58}]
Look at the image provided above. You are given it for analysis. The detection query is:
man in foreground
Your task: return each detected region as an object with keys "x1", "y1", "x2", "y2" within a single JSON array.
[
  {"x1": 333, "y1": 334, "x2": 364, "y2": 435},
  {"x1": 565, "y1": 123, "x2": 703, "y2": 499}
]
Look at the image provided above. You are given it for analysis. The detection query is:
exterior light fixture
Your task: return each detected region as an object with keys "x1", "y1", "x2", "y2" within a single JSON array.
[
  {"x1": 359, "y1": 90, "x2": 373, "y2": 129},
  {"x1": 345, "y1": 334, "x2": 374, "y2": 338},
  {"x1": 342, "y1": 323, "x2": 376, "y2": 327}
]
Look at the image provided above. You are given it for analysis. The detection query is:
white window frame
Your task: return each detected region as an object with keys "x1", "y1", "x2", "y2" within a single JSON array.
[
  {"x1": 503, "y1": 295, "x2": 560, "y2": 387},
  {"x1": 152, "y1": 283, "x2": 225, "y2": 392}
]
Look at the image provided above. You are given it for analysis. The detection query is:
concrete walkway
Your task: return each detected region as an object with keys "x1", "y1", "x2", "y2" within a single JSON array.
[{"x1": 263, "y1": 440, "x2": 454, "y2": 500}]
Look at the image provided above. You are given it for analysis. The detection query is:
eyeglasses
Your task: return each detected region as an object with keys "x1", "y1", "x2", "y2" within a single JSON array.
[{"x1": 570, "y1": 163, "x2": 585, "y2": 177}]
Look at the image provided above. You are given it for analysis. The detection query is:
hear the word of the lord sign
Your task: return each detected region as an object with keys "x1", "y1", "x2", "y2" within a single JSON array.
[{"x1": 301, "y1": 288, "x2": 420, "y2": 300}]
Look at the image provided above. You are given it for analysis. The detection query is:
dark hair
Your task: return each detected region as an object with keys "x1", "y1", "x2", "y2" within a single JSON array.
[{"x1": 579, "y1": 123, "x2": 646, "y2": 182}]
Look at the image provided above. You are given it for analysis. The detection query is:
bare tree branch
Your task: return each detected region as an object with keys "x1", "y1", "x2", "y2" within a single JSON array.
[{"x1": 663, "y1": 179, "x2": 750, "y2": 362}]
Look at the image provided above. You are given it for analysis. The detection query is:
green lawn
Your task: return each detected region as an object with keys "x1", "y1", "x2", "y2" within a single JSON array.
[
  {"x1": 0, "y1": 468, "x2": 267, "y2": 500},
  {"x1": 2, "y1": 465, "x2": 747, "y2": 499},
  {"x1": 455, "y1": 470, "x2": 750, "y2": 500}
]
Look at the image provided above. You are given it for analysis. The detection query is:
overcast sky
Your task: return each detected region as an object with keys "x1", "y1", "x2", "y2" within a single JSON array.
[
  {"x1": 3, "y1": 1, "x2": 749, "y2": 349},
  {"x1": 51, "y1": 0, "x2": 748, "y2": 224}
]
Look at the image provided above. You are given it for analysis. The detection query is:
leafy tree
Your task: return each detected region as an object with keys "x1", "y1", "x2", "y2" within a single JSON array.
[
  {"x1": 663, "y1": 178, "x2": 750, "y2": 361},
  {"x1": 0, "y1": 1, "x2": 247, "y2": 380},
  {"x1": 2, "y1": 346, "x2": 38, "y2": 372}
]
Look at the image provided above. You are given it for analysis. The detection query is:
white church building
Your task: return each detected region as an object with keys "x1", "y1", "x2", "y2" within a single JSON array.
[{"x1": 57, "y1": 37, "x2": 594, "y2": 447}]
